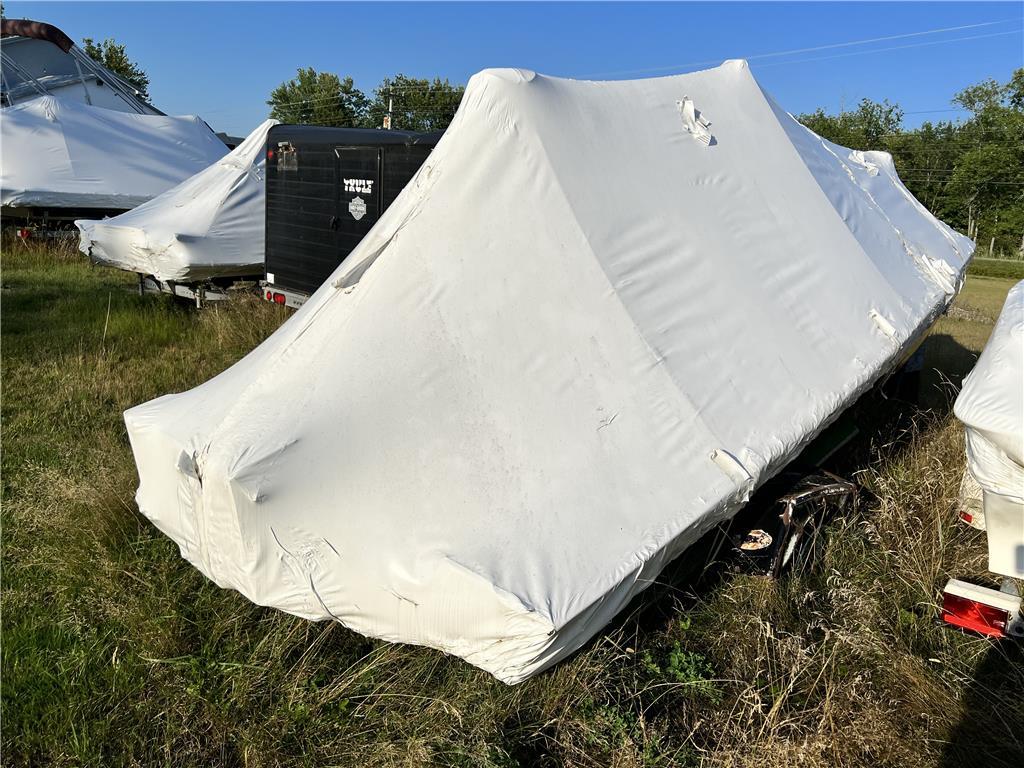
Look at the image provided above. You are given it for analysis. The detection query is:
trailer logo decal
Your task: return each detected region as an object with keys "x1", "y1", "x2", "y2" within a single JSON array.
[
  {"x1": 344, "y1": 178, "x2": 374, "y2": 194},
  {"x1": 349, "y1": 196, "x2": 367, "y2": 221}
]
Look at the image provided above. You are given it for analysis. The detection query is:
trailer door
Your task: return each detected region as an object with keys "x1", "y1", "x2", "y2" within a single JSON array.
[{"x1": 335, "y1": 146, "x2": 383, "y2": 264}]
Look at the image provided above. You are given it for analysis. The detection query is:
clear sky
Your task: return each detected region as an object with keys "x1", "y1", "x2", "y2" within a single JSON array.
[{"x1": 6, "y1": 1, "x2": 1022, "y2": 136}]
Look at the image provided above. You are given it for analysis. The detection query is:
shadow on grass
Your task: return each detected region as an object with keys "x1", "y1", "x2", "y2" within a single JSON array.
[
  {"x1": 920, "y1": 333, "x2": 981, "y2": 413},
  {"x1": 939, "y1": 640, "x2": 1024, "y2": 767}
]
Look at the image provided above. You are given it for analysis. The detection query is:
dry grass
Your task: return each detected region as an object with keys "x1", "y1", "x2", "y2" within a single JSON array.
[{"x1": 2, "y1": 238, "x2": 1021, "y2": 766}]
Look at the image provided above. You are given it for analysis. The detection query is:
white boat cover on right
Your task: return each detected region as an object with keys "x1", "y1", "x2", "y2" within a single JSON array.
[
  {"x1": 954, "y1": 281, "x2": 1024, "y2": 578},
  {"x1": 125, "y1": 61, "x2": 974, "y2": 684}
]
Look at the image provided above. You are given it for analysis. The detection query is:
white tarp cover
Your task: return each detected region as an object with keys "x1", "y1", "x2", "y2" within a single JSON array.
[
  {"x1": 0, "y1": 96, "x2": 227, "y2": 209},
  {"x1": 75, "y1": 120, "x2": 277, "y2": 282},
  {"x1": 954, "y1": 281, "x2": 1024, "y2": 578},
  {"x1": 125, "y1": 62, "x2": 974, "y2": 683}
]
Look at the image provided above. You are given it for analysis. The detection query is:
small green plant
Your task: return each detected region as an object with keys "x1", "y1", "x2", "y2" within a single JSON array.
[{"x1": 641, "y1": 642, "x2": 722, "y2": 703}]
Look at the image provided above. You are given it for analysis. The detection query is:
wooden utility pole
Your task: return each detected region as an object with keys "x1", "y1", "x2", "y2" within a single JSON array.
[{"x1": 383, "y1": 88, "x2": 393, "y2": 130}]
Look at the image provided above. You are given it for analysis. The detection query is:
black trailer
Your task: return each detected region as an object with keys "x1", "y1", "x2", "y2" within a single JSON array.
[{"x1": 263, "y1": 125, "x2": 441, "y2": 308}]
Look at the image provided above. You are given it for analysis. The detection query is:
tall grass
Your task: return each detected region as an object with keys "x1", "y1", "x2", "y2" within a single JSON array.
[{"x1": 2, "y1": 238, "x2": 1021, "y2": 766}]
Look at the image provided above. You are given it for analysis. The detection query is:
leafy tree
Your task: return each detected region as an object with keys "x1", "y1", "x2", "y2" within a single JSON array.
[
  {"x1": 81, "y1": 37, "x2": 150, "y2": 101},
  {"x1": 364, "y1": 75, "x2": 465, "y2": 132},
  {"x1": 946, "y1": 71, "x2": 1024, "y2": 255},
  {"x1": 1007, "y1": 69, "x2": 1024, "y2": 112},
  {"x1": 797, "y1": 98, "x2": 904, "y2": 149},
  {"x1": 267, "y1": 70, "x2": 465, "y2": 132},
  {"x1": 267, "y1": 68, "x2": 368, "y2": 127},
  {"x1": 952, "y1": 77, "x2": 1004, "y2": 115},
  {"x1": 886, "y1": 120, "x2": 961, "y2": 218}
]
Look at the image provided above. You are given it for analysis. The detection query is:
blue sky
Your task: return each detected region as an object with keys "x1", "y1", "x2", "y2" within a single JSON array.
[{"x1": 6, "y1": 2, "x2": 1022, "y2": 135}]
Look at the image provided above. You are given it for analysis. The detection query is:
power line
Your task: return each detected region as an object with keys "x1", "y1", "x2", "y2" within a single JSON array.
[
  {"x1": 880, "y1": 136, "x2": 1023, "y2": 142},
  {"x1": 897, "y1": 172, "x2": 1024, "y2": 179},
  {"x1": 579, "y1": 18, "x2": 1021, "y2": 78},
  {"x1": 882, "y1": 130, "x2": 1024, "y2": 137},
  {"x1": 268, "y1": 85, "x2": 464, "y2": 110},
  {"x1": 871, "y1": 128, "x2": 1022, "y2": 137},
  {"x1": 269, "y1": 92, "x2": 463, "y2": 109},
  {"x1": 898, "y1": 166, "x2": 1023, "y2": 171},
  {"x1": 899, "y1": 174, "x2": 1024, "y2": 179},
  {"x1": 887, "y1": 147, "x2": 1023, "y2": 153},
  {"x1": 374, "y1": 84, "x2": 466, "y2": 91},
  {"x1": 265, "y1": 23, "x2": 1021, "y2": 114},
  {"x1": 823, "y1": 142, "x2": 1023, "y2": 150},
  {"x1": 757, "y1": 28, "x2": 1022, "y2": 69},
  {"x1": 901, "y1": 165, "x2": 1019, "y2": 171},
  {"x1": 901, "y1": 182, "x2": 1024, "y2": 187}
]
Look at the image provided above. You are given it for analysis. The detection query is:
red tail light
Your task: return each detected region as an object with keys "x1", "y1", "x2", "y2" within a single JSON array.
[
  {"x1": 265, "y1": 290, "x2": 273, "y2": 301},
  {"x1": 942, "y1": 591, "x2": 1009, "y2": 637},
  {"x1": 273, "y1": 292, "x2": 286, "y2": 305}
]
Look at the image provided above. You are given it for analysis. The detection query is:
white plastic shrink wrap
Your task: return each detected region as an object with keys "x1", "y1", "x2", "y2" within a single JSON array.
[
  {"x1": 76, "y1": 120, "x2": 277, "y2": 281},
  {"x1": 125, "y1": 62, "x2": 974, "y2": 682},
  {"x1": 1, "y1": 96, "x2": 227, "y2": 209},
  {"x1": 955, "y1": 281, "x2": 1024, "y2": 578}
]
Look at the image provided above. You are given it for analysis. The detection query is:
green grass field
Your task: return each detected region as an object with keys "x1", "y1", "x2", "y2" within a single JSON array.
[{"x1": 2, "y1": 239, "x2": 1022, "y2": 767}]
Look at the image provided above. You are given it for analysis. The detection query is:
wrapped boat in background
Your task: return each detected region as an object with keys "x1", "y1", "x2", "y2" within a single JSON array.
[{"x1": 76, "y1": 120, "x2": 277, "y2": 285}]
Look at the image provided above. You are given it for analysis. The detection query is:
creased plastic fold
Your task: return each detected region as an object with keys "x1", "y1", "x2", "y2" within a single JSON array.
[{"x1": 125, "y1": 61, "x2": 973, "y2": 683}]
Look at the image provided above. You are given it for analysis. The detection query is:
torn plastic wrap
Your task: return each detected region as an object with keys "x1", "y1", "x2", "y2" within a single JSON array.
[
  {"x1": 76, "y1": 120, "x2": 277, "y2": 282},
  {"x1": 1, "y1": 96, "x2": 228, "y2": 209},
  {"x1": 125, "y1": 61, "x2": 973, "y2": 683},
  {"x1": 954, "y1": 281, "x2": 1024, "y2": 578}
]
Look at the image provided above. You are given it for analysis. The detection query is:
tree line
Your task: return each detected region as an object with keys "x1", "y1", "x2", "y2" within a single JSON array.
[
  {"x1": 796, "y1": 69, "x2": 1023, "y2": 258},
  {"x1": 76, "y1": 42, "x2": 1022, "y2": 258},
  {"x1": 266, "y1": 68, "x2": 464, "y2": 133}
]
